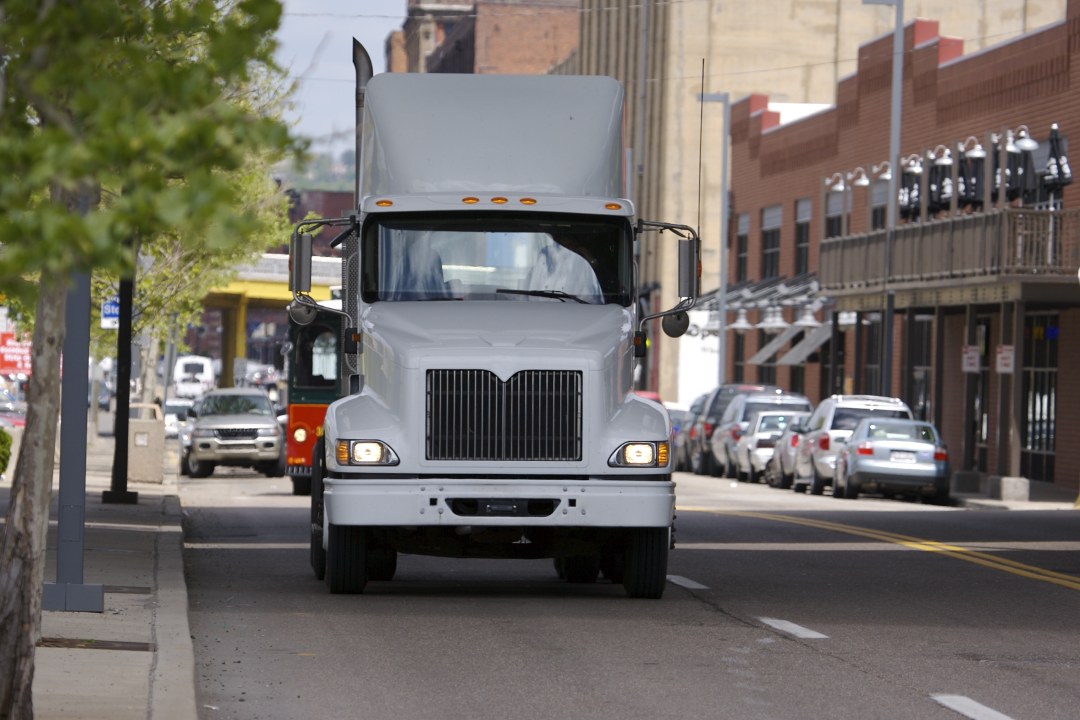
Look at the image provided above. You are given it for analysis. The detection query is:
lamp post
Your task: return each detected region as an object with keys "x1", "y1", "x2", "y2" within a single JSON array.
[
  {"x1": 700, "y1": 92, "x2": 731, "y2": 386},
  {"x1": 864, "y1": 0, "x2": 903, "y2": 396}
]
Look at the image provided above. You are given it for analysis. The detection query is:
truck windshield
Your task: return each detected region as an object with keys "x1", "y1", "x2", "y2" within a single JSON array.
[{"x1": 361, "y1": 212, "x2": 632, "y2": 305}]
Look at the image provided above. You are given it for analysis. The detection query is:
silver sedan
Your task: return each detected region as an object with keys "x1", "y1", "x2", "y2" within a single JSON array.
[{"x1": 833, "y1": 418, "x2": 950, "y2": 503}]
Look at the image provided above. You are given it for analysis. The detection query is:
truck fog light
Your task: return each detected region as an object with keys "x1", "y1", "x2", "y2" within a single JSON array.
[{"x1": 293, "y1": 427, "x2": 308, "y2": 443}]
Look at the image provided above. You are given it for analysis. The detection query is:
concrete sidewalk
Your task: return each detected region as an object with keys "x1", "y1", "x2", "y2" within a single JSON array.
[{"x1": 0, "y1": 426, "x2": 197, "y2": 720}]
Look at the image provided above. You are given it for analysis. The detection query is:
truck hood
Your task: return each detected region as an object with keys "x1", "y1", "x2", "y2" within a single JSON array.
[{"x1": 360, "y1": 302, "x2": 632, "y2": 373}]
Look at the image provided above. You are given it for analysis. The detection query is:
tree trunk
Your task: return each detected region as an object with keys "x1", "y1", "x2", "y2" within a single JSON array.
[{"x1": 0, "y1": 276, "x2": 68, "y2": 719}]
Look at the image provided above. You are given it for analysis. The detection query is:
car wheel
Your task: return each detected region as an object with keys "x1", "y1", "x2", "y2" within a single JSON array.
[
  {"x1": 310, "y1": 438, "x2": 326, "y2": 579},
  {"x1": 325, "y1": 522, "x2": 367, "y2": 594},
  {"x1": 810, "y1": 469, "x2": 827, "y2": 496},
  {"x1": 179, "y1": 451, "x2": 191, "y2": 477},
  {"x1": 702, "y1": 449, "x2": 717, "y2": 477},
  {"x1": 622, "y1": 527, "x2": 669, "y2": 599},
  {"x1": 841, "y1": 472, "x2": 859, "y2": 499},
  {"x1": 779, "y1": 468, "x2": 794, "y2": 490},
  {"x1": 723, "y1": 452, "x2": 736, "y2": 480},
  {"x1": 188, "y1": 454, "x2": 213, "y2": 479},
  {"x1": 564, "y1": 555, "x2": 601, "y2": 583}
]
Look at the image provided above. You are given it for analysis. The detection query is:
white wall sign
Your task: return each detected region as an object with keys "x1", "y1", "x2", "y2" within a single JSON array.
[
  {"x1": 961, "y1": 345, "x2": 980, "y2": 374},
  {"x1": 995, "y1": 344, "x2": 1015, "y2": 374}
]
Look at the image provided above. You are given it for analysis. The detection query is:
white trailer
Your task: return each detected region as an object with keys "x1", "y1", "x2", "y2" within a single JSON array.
[{"x1": 288, "y1": 40, "x2": 699, "y2": 598}]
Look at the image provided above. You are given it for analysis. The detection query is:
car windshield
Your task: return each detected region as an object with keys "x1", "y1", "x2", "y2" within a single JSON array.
[
  {"x1": 199, "y1": 394, "x2": 272, "y2": 417},
  {"x1": 758, "y1": 414, "x2": 800, "y2": 432},
  {"x1": 361, "y1": 212, "x2": 632, "y2": 305},
  {"x1": 832, "y1": 407, "x2": 909, "y2": 430},
  {"x1": 866, "y1": 422, "x2": 937, "y2": 442},
  {"x1": 744, "y1": 400, "x2": 810, "y2": 419},
  {"x1": 164, "y1": 402, "x2": 189, "y2": 416}
]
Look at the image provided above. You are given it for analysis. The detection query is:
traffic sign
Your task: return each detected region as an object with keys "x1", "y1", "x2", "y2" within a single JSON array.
[{"x1": 101, "y1": 295, "x2": 120, "y2": 329}]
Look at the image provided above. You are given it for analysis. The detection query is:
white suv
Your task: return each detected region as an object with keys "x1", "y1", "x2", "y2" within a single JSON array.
[{"x1": 793, "y1": 395, "x2": 913, "y2": 495}]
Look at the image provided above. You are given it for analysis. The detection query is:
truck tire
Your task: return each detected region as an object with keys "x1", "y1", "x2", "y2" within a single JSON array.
[
  {"x1": 325, "y1": 522, "x2": 367, "y2": 594},
  {"x1": 291, "y1": 476, "x2": 311, "y2": 496},
  {"x1": 309, "y1": 438, "x2": 326, "y2": 580},
  {"x1": 563, "y1": 555, "x2": 601, "y2": 583},
  {"x1": 622, "y1": 527, "x2": 669, "y2": 599}
]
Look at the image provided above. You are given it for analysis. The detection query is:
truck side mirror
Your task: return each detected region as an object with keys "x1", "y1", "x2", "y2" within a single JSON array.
[
  {"x1": 662, "y1": 311, "x2": 689, "y2": 338},
  {"x1": 287, "y1": 299, "x2": 318, "y2": 326},
  {"x1": 678, "y1": 235, "x2": 699, "y2": 299},
  {"x1": 290, "y1": 232, "x2": 313, "y2": 294}
]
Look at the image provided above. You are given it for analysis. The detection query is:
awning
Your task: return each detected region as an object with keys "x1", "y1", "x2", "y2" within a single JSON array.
[
  {"x1": 747, "y1": 324, "x2": 803, "y2": 365},
  {"x1": 777, "y1": 323, "x2": 832, "y2": 366}
]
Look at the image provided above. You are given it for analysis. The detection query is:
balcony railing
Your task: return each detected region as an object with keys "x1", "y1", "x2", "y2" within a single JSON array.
[{"x1": 819, "y1": 208, "x2": 1080, "y2": 294}]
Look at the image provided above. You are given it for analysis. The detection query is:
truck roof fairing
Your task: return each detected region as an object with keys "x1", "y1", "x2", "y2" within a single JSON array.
[
  {"x1": 358, "y1": 193, "x2": 635, "y2": 218},
  {"x1": 361, "y1": 74, "x2": 625, "y2": 200}
]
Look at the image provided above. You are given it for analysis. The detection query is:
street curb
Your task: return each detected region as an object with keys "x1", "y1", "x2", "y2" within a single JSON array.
[{"x1": 149, "y1": 494, "x2": 198, "y2": 720}]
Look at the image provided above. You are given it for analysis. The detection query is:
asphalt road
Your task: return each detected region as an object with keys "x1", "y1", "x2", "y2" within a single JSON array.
[{"x1": 179, "y1": 465, "x2": 1080, "y2": 720}]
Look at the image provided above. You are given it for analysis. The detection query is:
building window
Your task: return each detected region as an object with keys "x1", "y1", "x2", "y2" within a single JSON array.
[
  {"x1": 871, "y1": 179, "x2": 888, "y2": 230},
  {"x1": 732, "y1": 333, "x2": 745, "y2": 382},
  {"x1": 1021, "y1": 313, "x2": 1057, "y2": 482},
  {"x1": 790, "y1": 364, "x2": 805, "y2": 395},
  {"x1": 756, "y1": 330, "x2": 777, "y2": 384},
  {"x1": 905, "y1": 315, "x2": 933, "y2": 420},
  {"x1": 736, "y1": 213, "x2": 749, "y2": 282},
  {"x1": 861, "y1": 314, "x2": 881, "y2": 395},
  {"x1": 761, "y1": 205, "x2": 781, "y2": 279},
  {"x1": 825, "y1": 191, "x2": 844, "y2": 239},
  {"x1": 794, "y1": 198, "x2": 811, "y2": 275}
]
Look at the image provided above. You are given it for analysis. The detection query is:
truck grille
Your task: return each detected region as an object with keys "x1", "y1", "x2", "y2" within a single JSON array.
[{"x1": 426, "y1": 369, "x2": 582, "y2": 461}]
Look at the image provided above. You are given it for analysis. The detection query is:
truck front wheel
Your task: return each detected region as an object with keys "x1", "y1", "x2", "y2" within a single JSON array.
[
  {"x1": 325, "y1": 522, "x2": 367, "y2": 594},
  {"x1": 309, "y1": 438, "x2": 326, "y2": 580},
  {"x1": 622, "y1": 527, "x2": 669, "y2": 599}
]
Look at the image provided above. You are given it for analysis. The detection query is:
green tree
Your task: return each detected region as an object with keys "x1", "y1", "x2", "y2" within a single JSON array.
[{"x1": 0, "y1": 2, "x2": 302, "y2": 716}]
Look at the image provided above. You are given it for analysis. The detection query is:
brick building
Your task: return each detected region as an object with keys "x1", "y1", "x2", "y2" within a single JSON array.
[{"x1": 726, "y1": 3, "x2": 1080, "y2": 491}]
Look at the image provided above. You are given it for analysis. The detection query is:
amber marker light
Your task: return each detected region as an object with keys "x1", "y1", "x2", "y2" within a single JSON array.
[
  {"x1": 336, "y1": 441, "x2": 350, "y2": 464},
  {"x1": 604, "y1": 202, "x2": 622, "y2": 210},
  {"x1": 491, "y1": 197, "x2": 509, "y2": 204},
  {"x1": 375, "y1": 199, "x2": 393, "y2": 207},
  {"x1": 520, "y1": 198, "x2": 537, "y2": 205},
  {"x1": 462, "y1": 196, "x2": 480, "y2": 204}
]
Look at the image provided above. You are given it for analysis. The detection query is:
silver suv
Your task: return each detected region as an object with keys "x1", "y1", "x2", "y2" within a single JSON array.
[
  {"x1": 179, "y1": 388, "x2": 284, "y2": 479},
  {"x1": 793, "y1": 395, "x2": 913, "y2": 495}
]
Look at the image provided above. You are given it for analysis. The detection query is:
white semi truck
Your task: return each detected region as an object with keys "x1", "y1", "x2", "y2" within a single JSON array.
[{"x1": 287, "y1": 41, "x2": 699, "y2": 598}]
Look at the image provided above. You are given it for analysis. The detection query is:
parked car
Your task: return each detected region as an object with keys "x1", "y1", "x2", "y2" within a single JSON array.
[
  {"x1": 163, "y1": 398, "x2": 195, "y2": 439},
  {"x1": 712, "y1": 389, "x2": 812, "y2": 479},
  {"x1": 735, "y1": 410, "x2": 810, "y2": 483},
  {"x1": 689, "y1": 383, "x2": 780, "y2": 476},
  {"x1": 833, "y1": 418, "x2": 950, "y2": 503},
  {"x1": 793, "y1": 395, "x2": 913, "y2": 495},
  {"x1": 664, "y1": 402, "x2": 691, "y2": 471},
  {"x1": 179, "y1": 388, "x2": 284, "y2": 479},
  {"x1": 674, "y1": 393, "x2": 708, "y2": 472},
  {"x1": 764, "y1": 416, "x2": 810, "y2": 489}
]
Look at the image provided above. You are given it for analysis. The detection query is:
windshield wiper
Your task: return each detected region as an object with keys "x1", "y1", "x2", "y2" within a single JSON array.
[{"x1": 495, "y1": 288, "x2": 589, "y2": 304}]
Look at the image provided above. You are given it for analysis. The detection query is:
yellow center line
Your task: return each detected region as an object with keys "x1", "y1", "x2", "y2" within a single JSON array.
[{"x1": 678, "y1": 506, "x2": 1080, "y2": 593}]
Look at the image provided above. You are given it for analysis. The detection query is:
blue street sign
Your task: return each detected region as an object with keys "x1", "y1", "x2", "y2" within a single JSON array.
[{"x1": 101, "y1": 295, "x2": 120, "y2": 329}]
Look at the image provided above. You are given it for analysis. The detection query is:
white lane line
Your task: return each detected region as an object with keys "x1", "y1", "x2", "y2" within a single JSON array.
[
  {"x1": 757, "y1": 617, "x2": 829, "y2": 639},
  {"x1": 666, "y1": 575, "x2": 709, "y2": 590},
  {"x1": 931, "y1": 695, "x2": 1016, "y2": 720}
]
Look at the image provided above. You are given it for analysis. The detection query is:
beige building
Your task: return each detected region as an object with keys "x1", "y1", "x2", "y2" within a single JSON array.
[{"x1": 576, "y1": 0, "x2": 1066, "y2": 403}]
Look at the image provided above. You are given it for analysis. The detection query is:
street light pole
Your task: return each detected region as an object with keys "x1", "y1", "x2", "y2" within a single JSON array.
[
  {"x1": 865, "y1": 0, "x2": 903, "y2": 397},
  {"x1": 700, "y1": 92, "x2": 730, "y2": 386}
]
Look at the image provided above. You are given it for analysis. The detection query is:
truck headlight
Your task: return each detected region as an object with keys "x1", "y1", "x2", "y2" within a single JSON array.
[
  {"x1": 609, "y1": 441, "x2": 669, "y2": 468},
  {"x1": 336, "y1": 440, "x2": 399, "y2": 466}
]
